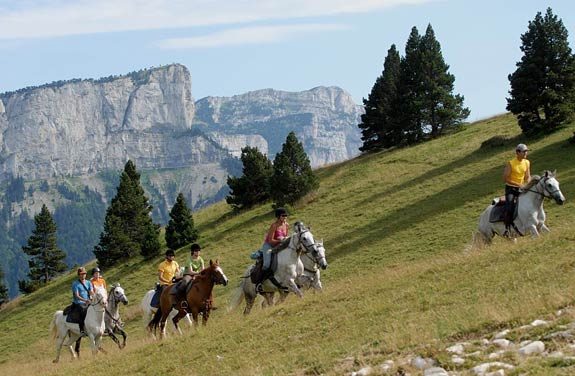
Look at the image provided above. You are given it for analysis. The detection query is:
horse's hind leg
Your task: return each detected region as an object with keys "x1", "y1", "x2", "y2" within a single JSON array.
[{"x1": 243, "y1": 294, "x2": 255, "y2": 315}]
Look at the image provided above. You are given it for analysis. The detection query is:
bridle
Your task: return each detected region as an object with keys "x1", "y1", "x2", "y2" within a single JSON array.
[
  {"x1": 89, "y1": 292, "x2": 107, "y2": 312},
  {"x1": 295, "y1": 229, "x2": 323, "y2": 264},
  {"x1": 105, "y1": 287, "x2": 126, "y2": 326},
  {"x1": 525, "y1": 176, "x2": 561, "y2": 198}
]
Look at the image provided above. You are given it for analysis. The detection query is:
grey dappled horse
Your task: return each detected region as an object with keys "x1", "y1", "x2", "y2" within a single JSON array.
[
  {"x1": 50, "y1": 287, "x2": 107, "y2": 363},
  {"x1": 229, "y1": 222, "x2": 327, "y2": 314},
  {"x1": 474, "y1": 170, "x2": 565, "y2": 247},
  {"x1": 104, "y1": 284, "x2": 129, "y2": 349}
]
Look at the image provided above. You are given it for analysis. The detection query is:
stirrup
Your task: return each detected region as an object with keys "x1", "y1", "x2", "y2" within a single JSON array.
[
  {"x1": 256, "y1": 283, "x2": 264, "y2": 294},
  {"x1": 180, "y1": 300, "x2": 188, "y2": 309}
]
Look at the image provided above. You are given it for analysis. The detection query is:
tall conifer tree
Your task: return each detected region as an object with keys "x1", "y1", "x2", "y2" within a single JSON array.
[
  {"x1": 507, "y1": 7, "x2": 575, "y2": 135},
  {"x1": 270, "y1": 132, "x2": 319, "y2": 207},
  {"x1": 165, "y1": 193, "x2": 198, "y2": 250},
  {"x1": 19, "y1": 204, "x2": 67, "y2": 291},
  {"x1": 418, "y1": 24, "x2": 469, "y2": 137},
  {"x1": 226, "y1": 146, "x2": 273, "y2": 210},
  {"x1": 359, "y1": 44, "x2": 401, "y2": 151},
  {"x1": 94, "y1": 160, "x2": 160, "y2": 267},
  {"x1": 396, "y1": 26, "x2": 425, "y2": 145},
  {"x1": 0, "y1": 265, "x2": 9, "y2": 305}
]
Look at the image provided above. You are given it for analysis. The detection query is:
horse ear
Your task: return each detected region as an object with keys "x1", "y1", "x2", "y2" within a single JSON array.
[
  {"x1": 553, "y1": 169, "x2": 557, "y2": 176},
  {"x1": 209, "y1": 259, "x2": 214, "y2": 266}
]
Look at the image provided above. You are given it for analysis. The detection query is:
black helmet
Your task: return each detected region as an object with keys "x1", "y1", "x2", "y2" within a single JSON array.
[
  {"x1": 91, "y1": 267, "x2": 101, "y2": 274},
  {"x1": 165, "y1": 249, "x2": 175, "y2": 257},
  {"x1": 274, "y1": 207, "x2": 288, "y2": 218},
  {"x1": 191, "y1": 243, "x2": 201, "y2": 252}
]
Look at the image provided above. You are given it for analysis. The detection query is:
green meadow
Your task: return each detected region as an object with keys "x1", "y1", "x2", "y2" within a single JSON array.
[{"x1": 0, "y1": 113, "x2": 574, "y2": 375}]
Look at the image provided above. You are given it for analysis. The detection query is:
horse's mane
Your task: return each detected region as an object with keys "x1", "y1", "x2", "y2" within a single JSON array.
[{"x1": 522, "y1": 175, "x2": 541, "y2": 191}]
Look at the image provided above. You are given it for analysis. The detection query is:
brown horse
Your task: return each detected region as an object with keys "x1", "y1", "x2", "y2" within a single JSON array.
[{"x1": 148, "y1": 259, "x2": 228, "y2": 339}]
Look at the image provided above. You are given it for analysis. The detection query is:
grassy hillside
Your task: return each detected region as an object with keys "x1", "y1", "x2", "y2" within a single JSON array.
[{"x1": 1, "y1": 114, "x2": 574, "y2": 375}]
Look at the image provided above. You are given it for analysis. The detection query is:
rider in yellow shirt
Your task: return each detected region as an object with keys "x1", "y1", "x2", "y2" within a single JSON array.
[
  {"x1": 150, "y1": 249, "x2": 180, "y2": 308},
  {"x1": 158, "y1": 249, "x2": 180, "y2": 286},
  {"x1": 502, "y1": 143, "x2": 531, "y2": 237}
]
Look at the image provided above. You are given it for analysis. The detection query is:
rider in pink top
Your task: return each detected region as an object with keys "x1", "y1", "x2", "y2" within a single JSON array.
[{"x1": 261, "y1": 207, "x2": 290, "y2": 272}]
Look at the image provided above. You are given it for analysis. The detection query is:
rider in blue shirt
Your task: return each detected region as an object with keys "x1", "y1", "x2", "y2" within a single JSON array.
[{"x1": 72, "y1": 267, "x2": 93, "y2": 335}]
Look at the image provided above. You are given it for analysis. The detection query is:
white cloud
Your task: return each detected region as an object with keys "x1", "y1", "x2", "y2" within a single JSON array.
[
  {"x1": 0, "y1": 0, "x2": 431, "y2": 40},
  {"x1": 157, "y1": 24, "x2": 349, "y2": 49}
]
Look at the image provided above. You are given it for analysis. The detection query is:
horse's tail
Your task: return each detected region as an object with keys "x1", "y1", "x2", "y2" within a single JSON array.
[
  {"x1": 228, "y1": 266, "x2": 252, "y2": 312},
  {"x1": 466, "y1": 230, "x2": 488, "y2": 252},
  {"x1": 148, "y1": 306, "x2": 163, "y2": 332},
  {"x1": 49, "y1": 311, "x2": 61, "y2": 340},
  {"x1": 227, "y1": 282, "x2": 246, "y2": 312}
]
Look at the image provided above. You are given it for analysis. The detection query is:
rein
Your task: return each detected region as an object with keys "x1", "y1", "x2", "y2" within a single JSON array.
[{"x1": 525, "y1": 177, "x2": 560, "y2": 198}]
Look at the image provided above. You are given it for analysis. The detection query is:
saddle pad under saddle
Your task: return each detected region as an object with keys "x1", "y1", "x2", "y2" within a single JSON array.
[
  {"x1": 489, "y1": 204, "x2": 518, "y2": 223},
  {"x1": 65, "y1": 305, "x2": 83, "y2": 324}
]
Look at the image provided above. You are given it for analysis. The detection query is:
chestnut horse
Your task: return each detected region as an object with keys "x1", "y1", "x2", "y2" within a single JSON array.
[{"x1": 148, "y1": 259, "x2": 228, "y2": 339}]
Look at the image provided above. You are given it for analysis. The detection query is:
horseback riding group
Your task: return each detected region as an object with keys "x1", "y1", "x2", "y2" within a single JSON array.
[{"x1": 49, "y1": 142, "x2": 566, "y2": 361}]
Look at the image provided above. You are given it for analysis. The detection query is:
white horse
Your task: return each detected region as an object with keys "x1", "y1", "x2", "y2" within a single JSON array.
[
  {"x1": 141, "y1": 288, "x2": 193, "y2": 336},
  {"x1": 474, "y1": 170, "x2": 565, "y2": 247},
  {"x1": 50, "y1": 287, "x2": 107, "y2": 363},
  {"x1": 296, "y1": 240, "x2": 326, "y2": 291},
  {"x1": 104, "y1": 283, "x2": 129, "y2": 349},
  {"x1": 229, "y1": 222, "x2": 327, "y2": 314}
]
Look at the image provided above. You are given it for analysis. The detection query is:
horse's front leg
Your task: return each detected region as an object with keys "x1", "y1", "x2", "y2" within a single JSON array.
[
  {"x1": 287, "y1": 279, "x2": 304, "y2": 298},
  {"x1": 171, "y1": 309, "x2": 187, "y2": 335},
  {"x1": 537, "y1": 222, "x2": 550, "y2": 233},
  {"x1": 190, "y1": 309, "x2": 200, "y2": 328},
  {"x1": 526, "y1": 223, "x2": 540, "y2": 238},
  {"x1": 87, "y1": 333, "x2": 99, "y2": 355},
  {"x1": 104, "y1": 328, "x2": 120, "y2": 349},
  {"x1": 117, "y1": 327, "x2": 127, "y2": 349}
]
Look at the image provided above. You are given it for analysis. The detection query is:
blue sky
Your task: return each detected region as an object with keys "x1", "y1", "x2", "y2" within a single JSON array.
[{"x1": 0, "y1": 0, "x2": 574, "y2": 121}]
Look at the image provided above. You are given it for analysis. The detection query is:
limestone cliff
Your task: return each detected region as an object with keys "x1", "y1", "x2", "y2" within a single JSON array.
[{"x1": 194, "y1": 86, "x2": 362, "y2": 167}]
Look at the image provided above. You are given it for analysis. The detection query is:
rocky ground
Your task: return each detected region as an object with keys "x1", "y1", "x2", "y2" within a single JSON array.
[{"x1": 340, "y1": 307, "x2": 575, "y2": 376}]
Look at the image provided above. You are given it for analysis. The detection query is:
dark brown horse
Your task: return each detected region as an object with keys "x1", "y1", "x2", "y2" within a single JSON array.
[{"x1": 148, "y1": 259, "x2": 228, "y2": 339}]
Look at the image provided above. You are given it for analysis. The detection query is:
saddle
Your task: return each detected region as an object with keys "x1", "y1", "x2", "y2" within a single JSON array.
[
  {"x1": 65, "y1": 303, "x2": 85, "y2": 324},
  {"x1": 150, "y1": 284, "x2": 164, "y2": 308},
  {"x1": 250, "y1": 253, "x2": 287, "y2": 293},
  {"x1": 489, "y1": 197, "x2": 518, "y2": 223}
]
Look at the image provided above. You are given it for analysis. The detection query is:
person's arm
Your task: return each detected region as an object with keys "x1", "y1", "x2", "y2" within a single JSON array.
[
  {"x1": 158, "y1": 265, "x2": 171, "y2": 284},
  {"x1": 267, "y1": 223, "x2": 284, "y2": 246},
  {"x1": 74, "y1": 286, "x2": 90, "y2": 304},
  {"x1": 503, "y1": 162, "x2": 512, "y2": 185},
  {"x1": 524, "y1": 161, "x2": 531, "y2": 184}
]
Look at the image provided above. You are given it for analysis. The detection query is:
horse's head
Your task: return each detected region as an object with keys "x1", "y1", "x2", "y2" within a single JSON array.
[
  {"x1": 298, "y1": 229, "x2": 328, "y2": 270},
  {"x1": 92, "y1": 287, "x2": 108, "y2": 308},
  {"x1": 111, "y1": 283, "x2": 129, "y2": 306},
  {"x1": 208, "y1": 259, "x2": 228, "y2": 286},
  {"x1": 314, "y1": 240, "x2": 328, "y2": 270},
  {"x1": 541, "y1": 170, "x2": 565, "y2": 205}
]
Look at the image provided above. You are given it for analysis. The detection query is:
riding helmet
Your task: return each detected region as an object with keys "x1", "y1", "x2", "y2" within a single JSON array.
[
  {"x1": 191, "y1": 243, "x2": 201, "y2": 252},
  {"x1": 91, "y1": 267, "x2": 101, "y2": 274},
  {"x1": 275, "y1": 207, "x2": 288, "y2": 218},
  {"x1": 77, "y1": 267, "x2": 87, "y2": 275},
  {"x1": 165, "y1": 249, "x2": 175, "y2": 257}
]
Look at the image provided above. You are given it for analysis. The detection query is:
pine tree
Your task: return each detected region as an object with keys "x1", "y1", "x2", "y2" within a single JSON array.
[
  {"x1": 418, "y1": 24, "x2": 469, "y2": 137},
  {"x1": 359, "y1": 44, "x2": 402, "y2": 151},
  {"x1": 165, "y1": 193, "x2": 198, "y2": 250},
  {"x1": 270, "y1": 132, "x2": 319, "y2": 206},
  {"x1": 226, "y1": 146, "x2": 273, "y2": 210},
  {"x1": 0, "y1": 265, "x2": 9, "y2": 305},
  {"x1": 19, "y1": 204, "x2": 67, "y2": 292},
  {"x1": 507, "y1": 7, "x2": 575, "y2": 135},
  {"x1": 94, "y1": 160, "x2": 160, "y2": 267},
  {"x1": 396, "y1": 26, "x2": 425, "y2": 145}
]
